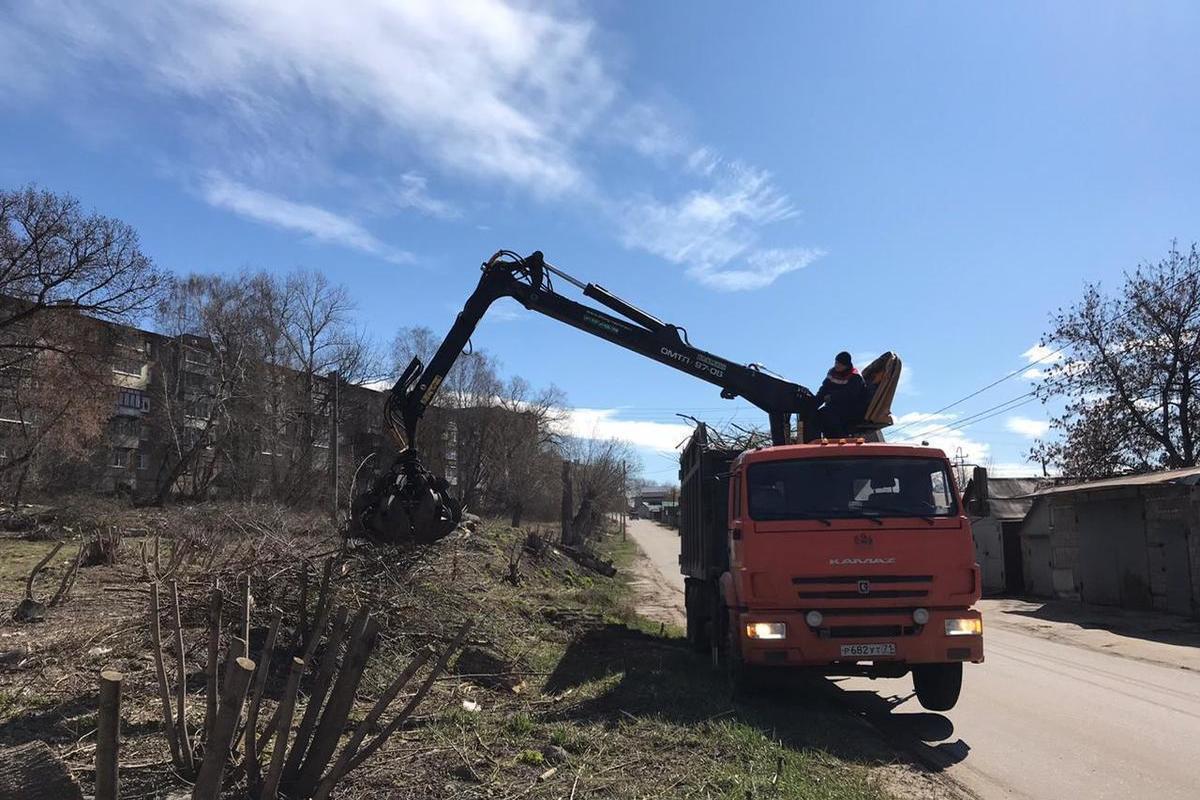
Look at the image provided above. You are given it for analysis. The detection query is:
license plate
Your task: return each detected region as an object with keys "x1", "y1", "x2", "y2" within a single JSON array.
[{"x1": 839, "y1": 643, "x2": 896, "y2": 658}]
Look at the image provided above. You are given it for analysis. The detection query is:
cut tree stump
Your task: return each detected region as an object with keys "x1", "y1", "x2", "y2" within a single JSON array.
[{"x1": 0, "y1": 741, "x2": 83, "y2": 800}]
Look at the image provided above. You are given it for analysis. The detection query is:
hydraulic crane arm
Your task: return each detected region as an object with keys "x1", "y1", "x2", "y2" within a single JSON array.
[
  {"x1": 388, "y1": 250, "x2": 817, "y2": 449},
  {"x1": 357, "y1": 249, "x2": 822, "y2": 545}
]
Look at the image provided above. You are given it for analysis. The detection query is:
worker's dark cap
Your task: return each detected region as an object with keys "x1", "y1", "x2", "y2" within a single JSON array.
[{"x1": 835, "y1": 351, "x2": 853, "y2": 366}]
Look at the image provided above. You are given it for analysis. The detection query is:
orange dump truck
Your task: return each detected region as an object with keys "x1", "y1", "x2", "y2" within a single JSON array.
[{"x1": 680, "y1": 425, "x2": 983, "y2": 709}]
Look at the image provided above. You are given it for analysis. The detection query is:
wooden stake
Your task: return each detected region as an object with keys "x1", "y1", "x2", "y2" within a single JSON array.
[
  {"x1": 311, "y1": 647, "x2": 434, "y2": 800},
  {"x1": 239, "y1": 573, "x2": 251, "y2": 644},
  {"x1": 191, "y1": 656, "x2": 254, "y2": 800},
  {"x1": 169, "y1": 580, "x2": 194, "y2": 774},
  {"x1": 255, "y1": 596, "x2": 337, "y2": 756},
  {"x1": 296, "y1": 562, "x2": 310, "y2": 644},
  {"x1": 204, "y1": 581, "x2": 222, "y2": 744},
  {"x1": 242, "y1": 607, "x2": 282, "y2": 787},
  {"x1": 282, "y1": 605, "x2": 349, "y2": 783},
  {"x1": 260, "y1": 658, "x2": 305, "y2": 800},
  {"x1": 149, "y1": 582, "x2": 184, "y2": 770},
  {"x1": 95, "y1": 669, "x2": 122, "y2": 800},
  {"x1": 306, "y1": 559, "x2": 334, "y2": 652},
  {"x1": 296, "y1": 611, "x2": 379, "y2": 789},
  {"x1": 345, "y1": 621, "x2": 472, "y2": 773}
]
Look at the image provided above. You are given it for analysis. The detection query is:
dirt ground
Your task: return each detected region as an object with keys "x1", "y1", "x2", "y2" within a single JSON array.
[
  {"x1": 0, "y1": 505, "x2": 945, "y2": 799},
  {"x1": 977, "y1": 596, "x2": 1200, "y2": 671}
]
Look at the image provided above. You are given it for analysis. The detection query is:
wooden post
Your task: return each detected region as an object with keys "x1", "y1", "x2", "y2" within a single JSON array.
[
  {"x1": 191, "y1": 656, "x2": 254, "y2": 800},
  {"x1": 255, "y1": 594, "x2": 336, "y2": 756},
  {"x1": 242, "y1": 608, "x2": 282, "y2": 787},
  {"x1": 260, "y1": 658, "x2": 305, "y2": 800},
  {"x1": 240, "y1": 573, "x2": 251, "y2": 645},
  {"x1": 204, "y1": 581, "x2": 222, "y2": 745},
  {"x1": 297, "y1": 563, "x2": 310, "y2": 645},
  {"x1": 296, "y1": 612, "x2": 379, "y2": 789},
  {"x1": 149, "y1": 582, "x2": 184, "y2": 770},
  {"x1": 282, "y1": 606, "x2": 349, "y2": 783},
  {"x1": 169, "y1": 580, "x2": 194, "y2": 774},
  {"x1": 345, "y1": 622, "x2": 472, "y2": 773},
  {"x1": 311, "y1": 647, "x2": 433, "y2": 800},
  {"x1": 95, "y1": 670, "x2": 122, "y2": 800},
  {"x1": 560, "y1": 460, "x2": 573, "y2": 546},
  {"x1": 328, "y1": 370, "x2": 340, "y2": 523},
  {"x1": 306, "y1": 559, "x2": 334, "y2": 653}
]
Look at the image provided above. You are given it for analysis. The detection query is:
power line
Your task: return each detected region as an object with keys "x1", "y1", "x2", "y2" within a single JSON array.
[{"x1": 889, "y1": 266, "x2": 1199, "y2": 439}]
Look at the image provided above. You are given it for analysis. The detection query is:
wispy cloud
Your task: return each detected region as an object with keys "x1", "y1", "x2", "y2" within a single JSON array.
[
  {"x1": 1006, "y1": 416, "x2": 1049, "y2": 438},
  {"x1": 7, "y1": 0, "x2": 823, "y2": 288},
  {"x1": 560, "y1": 407, "x2": 694, "y2": 453},
  {"x1": 201, "y1": 174, "x2": 413, "y2": 264},
  {"x1": 620, "y1": 160, "x2": 824, "y2": 291}
]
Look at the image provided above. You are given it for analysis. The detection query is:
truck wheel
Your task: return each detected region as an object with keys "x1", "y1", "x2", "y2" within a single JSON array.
[
  {"x1": 684, "y1": 579, "x2": 710, "y2": 653},
  {"x1": 912, "y1": 663, "x2": 962, "y2": 711},
  {"x1": 724, "y1": 622, "x2": 754, "y2": 697}
]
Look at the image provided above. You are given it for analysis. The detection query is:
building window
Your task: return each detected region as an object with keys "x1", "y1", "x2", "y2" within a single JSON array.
[
  {"x1": 111, "y1": 448, "x2": 129, "y2": 468},
  {"x1": 118, "y1": 389, "x2": 147, "y2": 411},
  {"x1": 137, "y1": 452, "x2": 149, "y2": 471},
  {"x1": 112, "y1": 357, "x2": 144, "y2": 376}
]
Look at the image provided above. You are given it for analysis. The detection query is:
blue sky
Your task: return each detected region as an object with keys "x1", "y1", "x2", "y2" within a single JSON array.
[{"x1": 3, "y1": 1, "x2": 1198, "y2": 482}]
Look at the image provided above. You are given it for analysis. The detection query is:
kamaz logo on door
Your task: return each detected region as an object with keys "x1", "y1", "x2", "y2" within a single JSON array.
[
  {"x1": 829, "y1": 557, "x2": 896, "y2": 566},
  {"x1": 857, "y1": 579, "x2": 871, "y2": 595}
]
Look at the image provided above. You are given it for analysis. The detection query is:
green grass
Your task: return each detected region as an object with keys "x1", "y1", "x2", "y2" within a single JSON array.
[{"x1": 403, "y1": 522, "x2": 897, "y2": 799}]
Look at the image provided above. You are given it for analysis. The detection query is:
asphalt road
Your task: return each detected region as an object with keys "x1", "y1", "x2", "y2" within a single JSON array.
[{"x1": 626, "y1": 518, "x2": 1200, "y2": 800}]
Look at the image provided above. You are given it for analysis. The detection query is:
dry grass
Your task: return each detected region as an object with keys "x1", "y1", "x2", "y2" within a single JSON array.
[{"x1": 0, "y1": 503, "x2": 921, "y2": 799}]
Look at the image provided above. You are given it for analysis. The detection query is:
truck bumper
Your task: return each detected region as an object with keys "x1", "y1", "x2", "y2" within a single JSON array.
[{"x1": 736, "y1": 608, "x2": 984, "y2": 668}]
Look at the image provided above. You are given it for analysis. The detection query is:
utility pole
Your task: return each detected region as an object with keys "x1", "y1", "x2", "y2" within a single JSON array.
[
  {"x1": 620, "y1": 461, "x2": 627, "y2": 541},
  {"x1": 328, "y1": 371, "x2": 340, "y2": 524}
]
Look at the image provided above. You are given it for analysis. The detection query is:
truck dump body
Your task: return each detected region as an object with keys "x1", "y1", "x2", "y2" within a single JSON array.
[{"x1": 678, "y1": 424, "x2": 739, "y2": 580}]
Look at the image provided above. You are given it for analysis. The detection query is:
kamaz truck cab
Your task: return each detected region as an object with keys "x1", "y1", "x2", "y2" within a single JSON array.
[{"x1": 681, "y1": 429, "x2": 983, "y2": 710}]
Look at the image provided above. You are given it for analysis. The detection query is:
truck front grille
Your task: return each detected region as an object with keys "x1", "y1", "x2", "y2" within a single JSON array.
[
  {"x1": 826, "y1": 624, "x2": 917, "y2": 638},
  {"x1": 792, "y1": 574, "x2": 933, "y2": 601}
]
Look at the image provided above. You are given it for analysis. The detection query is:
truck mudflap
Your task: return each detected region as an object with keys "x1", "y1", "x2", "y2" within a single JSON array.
[{"x1": 736, "y1": 608, "x2": 984, "y2": 668}]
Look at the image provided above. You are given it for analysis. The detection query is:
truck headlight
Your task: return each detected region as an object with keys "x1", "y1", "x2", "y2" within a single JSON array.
[
  {"x1": 745, "y1": 622, "x2": 787, "y2": 640},
  {"x1": 944, "y1": 618, "x2": 982, "y2": 636}
]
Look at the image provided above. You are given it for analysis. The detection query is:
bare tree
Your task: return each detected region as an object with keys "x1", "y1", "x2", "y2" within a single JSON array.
[
  {"x1": 1031, "y1": 242, "x2": 1200, "y2": 477},
  {"x1": 248, "y1": 269, "x2": 379, "y2": 501},
  {"x1": 561, "y1": 436, "x2": 640, "y2": 545},
  {"x1": 0, "y1": 186, "x2": 165, "y2": 337},
  {"x1": 0, "y1": 186, "x2": 164, "y2": 503},
  {"x1": 487, "y1": 376, "x2": 567, "y2": 527},
  {"x1": 148, "y1": 274, "x2": 261, "y2": 504}
]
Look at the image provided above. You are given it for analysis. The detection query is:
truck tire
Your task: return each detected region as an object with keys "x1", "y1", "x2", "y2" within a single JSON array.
[
  {"x1": 684, "y1": 579, "x2": 710, "y2": 653},
  {"x1": 912, "y1": 663, "x2": 962, "y2": 711}
]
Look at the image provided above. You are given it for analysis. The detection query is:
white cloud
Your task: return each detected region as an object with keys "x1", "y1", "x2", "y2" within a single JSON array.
[
  {"x1": 620, "y1": 161, "x2": 823, "y2": 291},
  {"x1": 7, "y1": 0, "x2": 823, "y2": 289},
  {"x1": 1021, "y1": 343, "x2": 1064, "y2": 365},
  {"x1": 12, "y1": 0, "x2": 608, "y2": 195},
  {"x1": 888, "y1": 411, "x2": 992, "y2": 464},
  {"x1": 1005, "y1": 416, "x2": 1049, "y2": 438},
  {"x1": 559, "y1": 408, "x2": 694, "y2": 453},
  {"x1": 201, "y1": 174, "x2": 412, "y2": 263}
]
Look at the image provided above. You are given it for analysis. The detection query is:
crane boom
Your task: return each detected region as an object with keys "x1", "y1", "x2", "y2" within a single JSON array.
[
  {"x1": 356, "y1": 249, "x2": 820, "y2": 544},
  {"x1": 389, "y1": 250, "x2": 817, "y2": 448}
]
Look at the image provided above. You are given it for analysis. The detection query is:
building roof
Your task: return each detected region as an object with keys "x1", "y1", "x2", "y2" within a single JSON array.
[
  {"x1": 961, "y1": 476, "x2": 1049, "y2": 521},
  {"x1": 1033, "y1": 465, "x2": 1200, "y2": 496}
]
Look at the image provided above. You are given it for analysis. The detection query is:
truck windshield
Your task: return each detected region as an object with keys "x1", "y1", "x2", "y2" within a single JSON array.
[{"x1": 746, "y1": 457, "x2": 959, "y2": 522}]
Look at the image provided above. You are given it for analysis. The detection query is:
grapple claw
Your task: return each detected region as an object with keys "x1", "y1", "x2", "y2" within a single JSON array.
[{"x1": 351, "y1": 450, "x2": 463, "y2": 545}]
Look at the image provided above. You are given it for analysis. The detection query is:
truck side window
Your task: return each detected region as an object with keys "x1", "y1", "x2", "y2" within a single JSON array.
[{"x1": 731, "y1": 473, "x2": 742, "y2": 518}]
